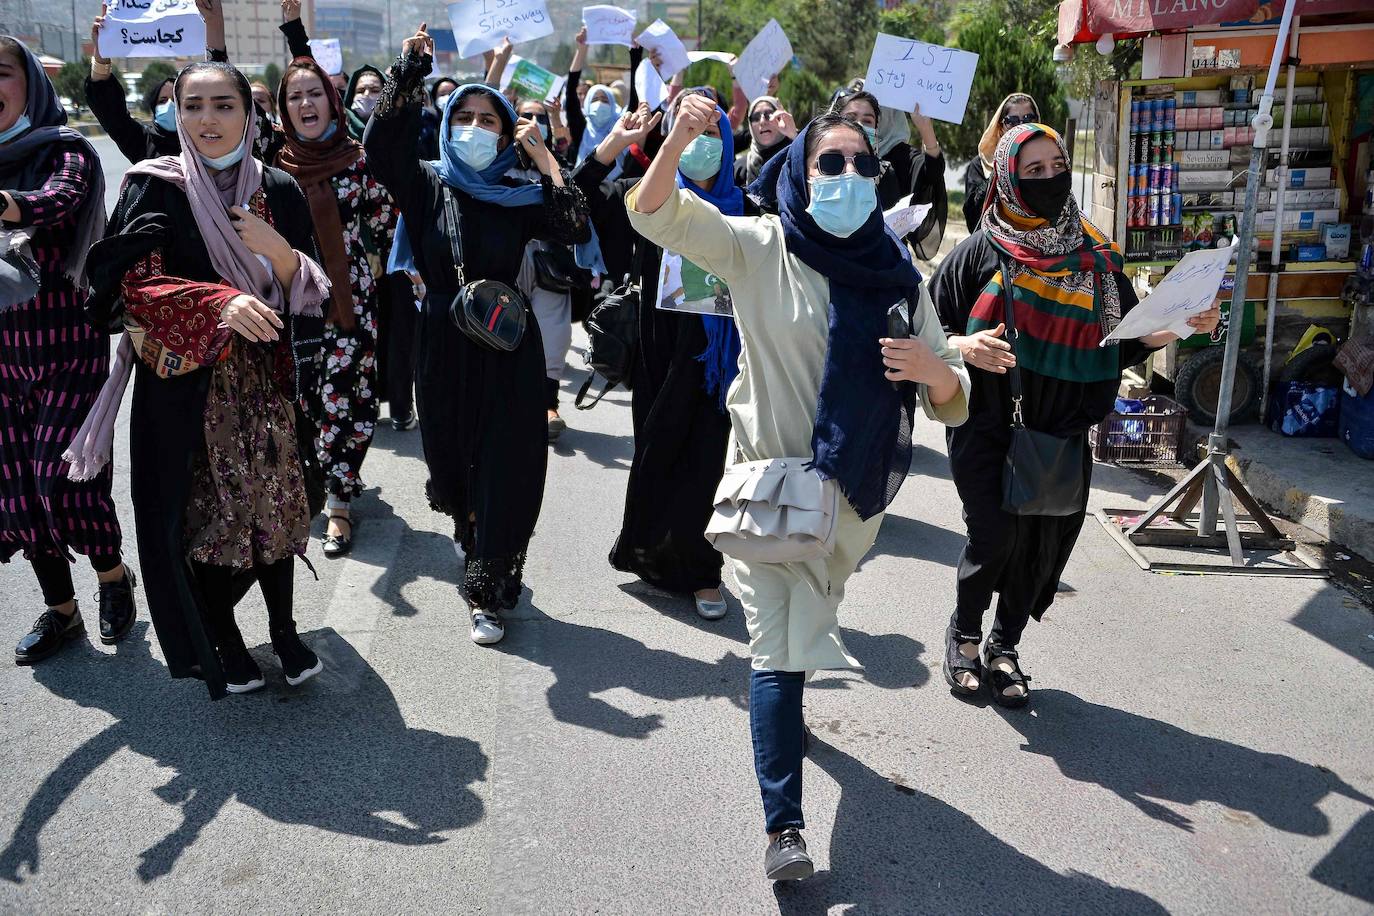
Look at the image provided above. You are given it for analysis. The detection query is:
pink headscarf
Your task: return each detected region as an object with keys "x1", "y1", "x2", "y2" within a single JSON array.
[{"x1": 63, "y1": 77, "x2": 329, "y2": 481}]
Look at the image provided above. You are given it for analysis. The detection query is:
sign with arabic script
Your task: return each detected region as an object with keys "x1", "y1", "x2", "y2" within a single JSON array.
[{"x1": 97, "y1": 0, "x2": 206, "y2": 59}]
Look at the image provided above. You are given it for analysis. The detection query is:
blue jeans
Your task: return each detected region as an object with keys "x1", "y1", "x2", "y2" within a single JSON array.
[{"x1": 750, "y1": 669, "x2": 806, "y2": 834}]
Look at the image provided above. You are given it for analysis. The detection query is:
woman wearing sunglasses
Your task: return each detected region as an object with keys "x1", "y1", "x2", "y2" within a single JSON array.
[
  {"x1": 962, "y1": 93, "x2": 1040, "y2": 233},
  {"x1": 628, "y1": 94, "x2": 969, "y2": 881},
  {"x1": 932, "y1": 123, "x2": 1219, "y2": 707},
  {"x1": 733, "y1": 95, "x2": 796, "y2": 187}
]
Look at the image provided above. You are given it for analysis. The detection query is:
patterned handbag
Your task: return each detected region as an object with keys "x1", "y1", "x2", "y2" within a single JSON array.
[{"x1": 123, "y1": 247, "x2": 233, "y2": 378}]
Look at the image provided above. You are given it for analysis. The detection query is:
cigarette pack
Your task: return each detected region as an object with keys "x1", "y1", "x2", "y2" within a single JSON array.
[
  {"x1": 1321, "y1": 223, "x2": 1351, "y2": 260},
  {"x1": 1178, "y1": 169, "x2": 1235, "y2": 190}
]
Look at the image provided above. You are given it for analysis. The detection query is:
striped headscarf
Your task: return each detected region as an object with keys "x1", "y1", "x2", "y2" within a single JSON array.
[{"x1": 969, "y1": 123, "x2": 1123, "y2": 384}]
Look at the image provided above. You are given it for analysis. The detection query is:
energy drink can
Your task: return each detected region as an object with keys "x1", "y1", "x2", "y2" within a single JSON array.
[
  {"x1": 1164, "y1": 98, "x2": 1177, "y2": 131},
  {"x1": 1171, "y1": 163, "x2": 1180, "y2": 193},
  {"x1": 1173, "y1": 192, "x2": 1183, "y2": 222},
  {"x1": 1131, "y1": 100, "x2": 1143, "y2": 133},
  {"x1": 1149, "y1": 192, "x2": 1161, "y2": 227}
]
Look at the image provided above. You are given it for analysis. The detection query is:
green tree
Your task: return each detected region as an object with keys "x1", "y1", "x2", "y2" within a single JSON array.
[
  {"x1": 263, "y1": 62, "x2": 283, "y2": 94},
  {"x1": 878, "y1": 3, "x2": 950, "y2": 45},
  {"x1": 136, "y1": 60, "x2": 177, "y2": 104},
  {"x1": 52, "y1": 59, "x2": 90, "y2": 109}
]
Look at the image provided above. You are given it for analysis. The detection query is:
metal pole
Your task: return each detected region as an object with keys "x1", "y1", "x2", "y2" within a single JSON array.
[
  {"x1": 70, "y1": 0, "x2": 78, "y2": 61},
  {"x1": 697, "y1": 0, "x2": 702, "y2": 48},
  {"x1": 1198, "y1": 1, "x2": 1296, "y2": 537},
  {"x1": 1260, "y1": 16, "x2": 1300, "y2": 426}
]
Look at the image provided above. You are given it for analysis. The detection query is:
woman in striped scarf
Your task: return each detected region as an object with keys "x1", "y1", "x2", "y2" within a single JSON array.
[{"x1": 930, "y1": 123, "x2": 1219, "y2": 707}]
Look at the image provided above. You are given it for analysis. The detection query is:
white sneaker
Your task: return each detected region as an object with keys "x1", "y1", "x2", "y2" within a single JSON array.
[
  {"x1": 694, "y1": 591, "x2": 728, "y2": 620},
  {"x1": 470, "y1": 611, "x2": 505, "y2": 645}
]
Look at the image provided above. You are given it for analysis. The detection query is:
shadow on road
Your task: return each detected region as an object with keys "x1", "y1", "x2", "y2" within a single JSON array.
[
  {"x1": 0, "y1": 625, "x2": 487, "y2": 885},
  {"x1": 863, "y1": 513, "x2": 965, "y2": 568},
  {"x1": 1311, "y1": 809, "x2": 1374, "y2": 905},
  {"x1": 1289, "y1": 591, "x2": 1374, "y2": 672},
  {"x1": 617, "y1": 580, "x2": 750, "y2": 643},
  {"x1": 806, "y1": 628, "x2": 931, "y2": 692},
  {"x1": 993, "y1": 689, "x2": 1374, "y2": 836},
  {"x1": 771, "y1": 736, "x2": 1168, "y2": 915}
]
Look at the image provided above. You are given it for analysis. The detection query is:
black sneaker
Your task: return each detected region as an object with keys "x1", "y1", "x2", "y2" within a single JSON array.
[
  {"x1": 272, "y1": 629, "x2": 323, "y2": 686},
  {"x1": 222, "y1": 648, "x2": 265, "y2": 694},
  {"x1": 14, "y1": 605, "x2": 84, "y2": 665},
  {"x1": 764, "y1": 828, "x2": 814, "y2": 881},
  {"x1": 97, "y1": 569, "x2": 138, "y2": 645}
]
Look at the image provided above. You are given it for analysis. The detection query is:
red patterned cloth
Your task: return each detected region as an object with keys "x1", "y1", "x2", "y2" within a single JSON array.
[{"x1": 121, "y1": 246, "x2": 236, "y2": 377}]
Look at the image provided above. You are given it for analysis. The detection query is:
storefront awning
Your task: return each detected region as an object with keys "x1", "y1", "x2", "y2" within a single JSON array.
[{"x1": 1058, "y1": 0, "x2": 1260, "y2": 45}]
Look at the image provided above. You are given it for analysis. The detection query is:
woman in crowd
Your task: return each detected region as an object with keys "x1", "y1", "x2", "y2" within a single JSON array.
[
  {"x1": 76, "y1": 61, "x2": 330, "y2": 698},
  {"x1": 566, "y1": 27, "x2": 630, "y2": 171},
  {"x1": 420, "y1": 76, "x2": 459, "y2": 161},
  {"x1": 577, "y1": 94, "x2": 749, "y2": 621},
  {"x1": 932, "y1": 123, "x2": 1219, "y2": 707},
  {"x1": 733, "y1": 95, "x2": 796, "y2": 187},
  {"x1": 0, "y1": 38, "x2": 136, "y2": 665},
  {"x1": 342, "y1": 66, "x2": 385, "y2": 140},
  {"x1": 963, "y1": 93, "x2": 1039, "y2": 233},
  {"x1": 276, "y1": 55, "x2": 399, "y2": 558},
  {"x1": 365, "y1": 26, "x2": 589, "y2": 646},
  {"x1": 251, "y1": 81, "x2": 278, "y2": 126},
  {"x1": 628, "y1": 95, "x2": 969, "y2": 880},
  {"x1": 831, "y1": 86, "x2": 947, "y2": 260}
]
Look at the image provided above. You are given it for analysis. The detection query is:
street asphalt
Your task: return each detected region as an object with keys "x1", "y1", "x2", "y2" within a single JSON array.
[{"x1": 0, "y1": 137, "x2": 1371, "y2": 914}]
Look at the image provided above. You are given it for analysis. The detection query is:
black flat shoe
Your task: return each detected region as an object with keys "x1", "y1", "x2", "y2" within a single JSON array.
[
  {"x1": 97, "y1": 570, "x2": 138, "y2": 645},
  {"x1": 982, "y1": 642, "x2": 1031, "y2": 709},
  {"x1": 943, "y1": 626, "x2": 983, "y2": 696},
  {"x1": 764, "y1": 828, "x2": 814, "y2": 881},
  {"x1": 15, "y1": 605, "x2": 84, "y2": 665},
  {"x1": 322, "y1": 512, "x2": 354, "y2": 558},
  {"x1": 391, "y1": 413, "x2": 417, "y2": 431}
]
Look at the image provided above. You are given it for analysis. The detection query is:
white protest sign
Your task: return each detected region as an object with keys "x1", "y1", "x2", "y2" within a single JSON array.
[
  {"x1": 636, "y1": 19, "x2": 690, "y2": 81},
  {"x1": 863, "y1": 33, "x2": 979, "y2": 124},
  {"x1": 97, "y1": 0, "x2": 206, "y2": 60},
  {"x1": 634, "y1": 58, "x2": 665, "y2": 112},
  {"x1": 688, "y1": 50, "x2": 736, "y2": 66},
  {"x1": 1101, "y1": 242, "x2": 1236, "y2": 344},
  {"x1": 883, "y1": 195, "x2": 933, "y2": 241},
  {"x1": 308, "y1": 38, "x2": 343, "y2": 75},
  {"x1": 732, "y1": 19, "x2": 792, "y2": 102},
  {"x1": 446, "y1": 0, "x2": 554, "y2": 58},
  {"x1": 582, "y1": 5, "x2": 636, "y2": 46}
]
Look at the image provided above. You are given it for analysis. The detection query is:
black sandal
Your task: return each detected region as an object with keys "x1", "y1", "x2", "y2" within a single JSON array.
[
  {"x1": 943, "y1": 626, "x2": 984, "y2": 696},
  {"x1": 322, "y1": 512, "x2": 355, "y2": 558},
  {"x1": 982, "y1": 642, "x2": 1031, "y2": 708}
]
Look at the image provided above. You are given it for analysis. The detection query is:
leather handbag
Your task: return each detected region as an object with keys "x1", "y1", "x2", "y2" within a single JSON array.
[
  {"x1": 532, "y1": 245, "x2": 589, "y2": 294},
  {"x1": 998, "y1": 259, "x2": 1087, "y2": 517},
  {"x1": 443, "y1": 188, "x2": 527, "y2": 352},
  {"x1": 706, "y1": 456, "x2": 839, "y2": 564},
  {"x1": 575, "y1": 242, "x2": 644, "y2": 410}
]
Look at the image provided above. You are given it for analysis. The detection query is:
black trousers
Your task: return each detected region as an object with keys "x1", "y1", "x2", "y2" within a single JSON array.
[
  {"x1": 192, "y1": 559, "x2": 296, "y2": 654},
  {"x1": 30, "y1": 552, "x2": 122, "y2": 607},
  {"x1": 378, "y1": 272, "x2": 418, "y2": 420}
]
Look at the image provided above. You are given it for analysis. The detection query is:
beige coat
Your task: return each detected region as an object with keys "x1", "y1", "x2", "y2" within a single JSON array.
[{"x1": 627, "y1": 185, "x2": 970, "y2": 671}]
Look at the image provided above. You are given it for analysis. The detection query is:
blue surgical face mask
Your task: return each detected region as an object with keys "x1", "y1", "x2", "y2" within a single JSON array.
[
  {"x1": 297, "y1": 119, "x2": 337, "y2": 142},
  {"x1": 806, "y1": 173, "x2": 877, "y2": 239},
  {"x1": 861, "y1": 124, "x2": 877, "y2": 144},
  {"x1": 588, "y1": 99, "x2": 616, "y2": 130},
  {"x1": 154, "y1": 100, "x2": 176, "y2": 132},
  {"x1": 0, "y1": 112, "x2": 31, "y2": 144},
  {"x1": 449, "y1": 124, "x2": 501, "y2": 171},
  {"x1": 678, "y1": 134, "x2": 722, "y2": 182},
  {"x1": 198, "y1": 126, "x2": 249, "y2": 171}
]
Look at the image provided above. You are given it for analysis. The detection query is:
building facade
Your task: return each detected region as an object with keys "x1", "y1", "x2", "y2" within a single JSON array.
[{"x1": 314, "y1": 0, "x2": 384, "y2": 61}]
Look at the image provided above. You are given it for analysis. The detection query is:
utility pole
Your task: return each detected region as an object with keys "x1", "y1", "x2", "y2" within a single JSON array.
[{"x1": 70, "y1": 0, "x2": 78, "y2": 62}]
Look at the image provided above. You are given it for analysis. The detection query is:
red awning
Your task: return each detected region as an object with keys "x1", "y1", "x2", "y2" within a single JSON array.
[{"x1": 1058, "y1": 0, "x2": 1260, "y2": 44}]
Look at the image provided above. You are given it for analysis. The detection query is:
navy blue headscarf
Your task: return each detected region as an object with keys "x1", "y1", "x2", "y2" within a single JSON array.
[
  {"x1": 749, "y1": 122, "x2": 922, "y2": 520},
  {"x1": 677, "y1": 102, "x2": 743, "y2": 411}
]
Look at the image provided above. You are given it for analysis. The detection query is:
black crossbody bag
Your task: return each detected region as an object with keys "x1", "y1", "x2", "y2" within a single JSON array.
[
  {"x1": 443, "y1": 187, "x2": 527, "y2": 352},
  {"x1": 999, "y1": 259, "x2": 1087, "y2": 516}
]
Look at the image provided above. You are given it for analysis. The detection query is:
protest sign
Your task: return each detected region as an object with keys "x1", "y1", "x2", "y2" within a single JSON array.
[
  {"x1": 635, "y1": 19, "x2": 690, "y2": 81},
  {"x1": 657, "y1": 252, "x2": 734, "y2": 317},
  {"x1": 308, "y1": 38, "x2": 344, "y2": 75},
  {"x1": 882, "y1": 196, "x2": 933, "y2": 241},
  {"x1": 863, "y1": 33, "x2": 979, "y2": 124},
  {"x1": 507, "y1": 57, "x2": 564, "y2": 102},
  {"x1": 582, "y1": 5, "x2": 636, "y2": 46},
  {"x1": 688, "y1": 50, "x2": 736, "y2": 66},
  {"x1": 634, "y1": 58, "x2": 665, "y2": 112},
  {"x1": 1101, "y1": 242, "x2": 1235, "y2": 344},
  {"x1": 446, "y1": 0, "x2": 554, "y2": 58},
  {"x1": 97, "y1": 0, "x2": 206, "y2": 60},
  {"x1": 732, "y1": 19, "x2": 792, "y2": 102}
]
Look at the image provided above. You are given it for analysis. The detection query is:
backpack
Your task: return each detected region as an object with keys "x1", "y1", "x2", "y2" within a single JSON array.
[{"x1": 575, "y1": 243, "x2": 645, "y2": 410}]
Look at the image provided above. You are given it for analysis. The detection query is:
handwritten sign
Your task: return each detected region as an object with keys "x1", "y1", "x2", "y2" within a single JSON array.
[
  {"x1": 688, "y1": 50, "x2": 736, "y2": 66},
  {"x1": 446, "y1": 0, "x2": 554, "y2": 58},
  {"x1": 308, "y1": 38, "x2": 343, "y2": 75},
  {"x1": 863, "y1": 33, "x2": 979, "y2": 124},
  {"x1": 582, "y1": 5, "x2": 636, "y2": 46},
  {"x1": 634, "y1": 57, "x2": 665, "y2": 112},
  {"x1": 883, "y1": 195, "x2": 933, "y2": 241},
  {"x1": 732, "y1": 19, "x2": 792, "y2": 102},
  {"x1": 97, "y1": 0, "x2": 205, "y2": 60},
  {"x1": 507, "y1": 57, "x2": 564, "y2": 103},
  {"x1": 1101, "y1": 242, "x2": 1236, "y2": 344},
  {"x1": 635, "y1": 19, "x2": 690, "y2": 81}
]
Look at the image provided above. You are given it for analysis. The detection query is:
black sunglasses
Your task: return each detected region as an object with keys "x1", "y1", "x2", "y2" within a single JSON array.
[
  {"x1": 1001, "y1": 112, "x2": 1037, "y2": 128},
  {"x1": 816, "y1": 152, "x2": 881, "y2": 179},
  {"x1": 749, "y1": 107, "x2": 777, "y2": 123}
]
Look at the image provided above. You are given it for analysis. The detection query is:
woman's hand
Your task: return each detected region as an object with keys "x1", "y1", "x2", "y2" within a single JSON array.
[
  {"x1": 221, "y1": 294, "x2": 283, "y2": 342},
  {"x1": 402, "y1": 22, "x2": 433, "y2": 58},
  {"x1": 881, "y1": 336, "x2": 961, "y2": 404},
  {"x1": 950, "y1": 324, "x2": 1015, "y2": 374},
  {"x1": 666, "y1": 94, "x2": 716, "y2": 151},
  {"x1": 769, "y1": 108, "x2": 798, "y2": 140},
  {"x1": 495, "y1": 36, "x2": 514, "y2": 61},
  {"x1": 543, "y1": 97, "x2": 564, "y2": 127},
  {"x1": 576, "y1": 24, "x2": 588, "y2": 47},
  {"x1": 91, "y1": 5, "x2": 110, "y2": 67},
  {"x1": 515, "y1": 120, "x2": 554, "y2": 175},
  {"x1": 280, "y1": 0, "x2": 301, "y2": 21},
  {"x1": 614, "y1": 104, "x2": 662, "y2": 147},
  {"x1": 633, "y1": 94, "x2": 714, "y2": 214},
  {"x1": 1186, "y1": 300, "x2": 1223, "y2": 336},
  {"x1": 229, "y1": 206, "x2": 298, "y2": 286}
]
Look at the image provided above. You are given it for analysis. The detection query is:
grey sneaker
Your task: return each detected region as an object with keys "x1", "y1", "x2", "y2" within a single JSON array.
[{"x1": 764, "y1": 828, "x2": 813, "y2": 881}]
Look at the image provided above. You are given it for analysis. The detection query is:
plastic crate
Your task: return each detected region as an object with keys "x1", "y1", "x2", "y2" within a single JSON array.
[{"x1": 1089, "y1": 394, "x2": 1189, "y2": 466}]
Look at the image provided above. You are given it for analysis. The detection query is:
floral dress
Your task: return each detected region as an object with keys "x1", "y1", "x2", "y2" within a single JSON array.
[{"x1": 315, "y1": 152, "x2": 398, "y2": 501}]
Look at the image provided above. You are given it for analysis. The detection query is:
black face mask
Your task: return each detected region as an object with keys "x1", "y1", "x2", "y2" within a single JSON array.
[{"x1": 1017, "y1": 170, "x2": 1072, "y2": 222}]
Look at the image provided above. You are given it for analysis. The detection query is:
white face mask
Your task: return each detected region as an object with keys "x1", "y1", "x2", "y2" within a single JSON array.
[
  {"x1": 352, "y1": 94, "x2": 378, "y2": 118},
  {"x1": 435, "y1": 93, "x2": 452, "y2": 111}
]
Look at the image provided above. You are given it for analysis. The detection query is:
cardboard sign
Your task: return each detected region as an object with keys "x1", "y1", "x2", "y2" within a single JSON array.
[
  {"x1": 582, "y1": 5, "x2": 636, "y2": 46},
  {"x1": 506, "y1": 57, "x2": 564, "y2": 103},
  {"x1": 1101, "y1": 242, "x2": 1236, "y2": 344},
  {"x1": 308, "y1": 38, "x2": 344, "y2": 75},
  {"x1": 863, "y1": 33, "x2": 979, "y2": 124},
  {"x1": 635, "y1": 19, "x2": 690, "y2": 81},
  {"x1": 732, "y1": 19, "x2": 792, "y2": 102},
  {"x1": 446, "y1": 0, "x2": 554, "y2": 58},
  {"x1": 97, "y1": 0, "x2": 206, "y2": 60}
]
